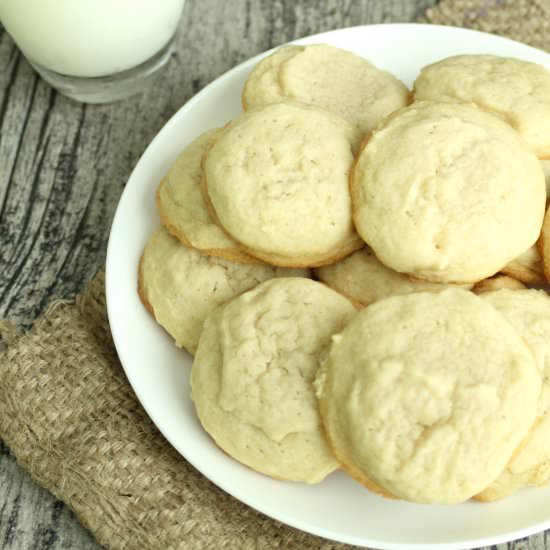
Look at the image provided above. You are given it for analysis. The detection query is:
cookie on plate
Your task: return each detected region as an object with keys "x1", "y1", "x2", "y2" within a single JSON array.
[
  {"x1": 316, "y1": 289, "x2": 541, "y2": 503},
  {"x1": 472, "y1": 275, "x2": 525, "y2": 294},
  {"x1": 243, "y1": 43, "x2": 408, "y2": 134},
  {"x1": 501, "y1": 245, "x2": 545, "y2": 284},
  {"x1": 190, "y1": 277, "x2": 358, "y2": 483},
  {"x1": 156, "y1": 129, "x2": 257, "y2": 264},
  {"x1": 351, "y1": 101, "x2": 546, "y2": 283},
  {"x1": 539, "y1": 205, "x2": 550, "y2": 283},
  {"x1": 138, "y1": 227, "x2": 309, "y2": 354},
  {"x1": 242, "y1": 45, "x2": 304, "y2": 110},
  {"x1": 203, "y1": 102, "x2": 363, "y2": 267},
  {"x1": 476, "y1": 289, "x2": 550, "y2": 501},
  {"x1": 543, "y1": 160, "x2": 550, "y2": 198},
  {"x1": 413, "y1": 55, "x2": 550, "y2": 158},
  {"x1": 315, "y1": 247, "x2": 471, "y2": 306}
]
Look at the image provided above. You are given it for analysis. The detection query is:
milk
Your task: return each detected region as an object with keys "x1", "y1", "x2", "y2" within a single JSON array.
[{"x1": 0, "y1": 0, "x2": 185, "y2": 77}]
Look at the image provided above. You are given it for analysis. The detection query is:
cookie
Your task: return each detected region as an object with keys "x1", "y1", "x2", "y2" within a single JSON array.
[
  {"x1": 501, "y1": 245, "x2": 545, "y2": 284},
  {"x1": 476, "y1": 289, "x2": 550, "y2": 500},
  {"x1": 472, "y1": 275, "x2": 526, "y2": 294},
  {"x1": 315, "y1": 247, "x2": 471, "y2": 306},
  {"x1": 203, "y1": 101, "x2": 363, "y2": 267},
  {"x1": 138, "y1": 227, "x2": 309, "y2": 354},
  {"x1": 242, "y1": 45, "x2": 304, "y2": 110},
  {"x1": 543, "y1": 160, "x2": 550, "y2": 198},
  {"x1": 190, "y1": 277, "x2": 357, "y2": 483},
  {"x1": 503, "y1": 162, "x2": 548, "y2": 284},
  {"x1": 351, "y1": 101, "x2": 546, "y2": 283},
  {"x1": 413, "y1": 55, "x2": 550, "y2": 158},
  {"x1": 539, "y1": 205, "x2": 550, "y2": 283},
  {"x1": 242, "y1": 44, "x2": 408, "y2": 134},
  {"x1": 156, "y1": 129, "x2": 257, "y2": 264},
  {"x1": 316, "y1": 289, "x2": 541, "y2": 503}
]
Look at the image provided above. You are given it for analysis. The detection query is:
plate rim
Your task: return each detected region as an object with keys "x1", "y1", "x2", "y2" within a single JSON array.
[{"x1": 105, "y1": 23, "x2": 550, "y2": 550}]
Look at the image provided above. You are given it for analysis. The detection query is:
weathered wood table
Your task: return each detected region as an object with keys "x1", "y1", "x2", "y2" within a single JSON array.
[{"x1": 1, "y1": 1, "x2": 548, "y2": 548}]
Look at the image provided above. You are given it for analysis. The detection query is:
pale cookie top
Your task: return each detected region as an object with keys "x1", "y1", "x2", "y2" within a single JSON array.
[
  {"x1": 316, "y1": 289, "x2": 541, "y2": 503},
  {"x1": 315, "y1": 247, "x2": 471, "y2": 306},
  {"x1": 203, "y1": 102, "x2": 363, "y2": 267},
  {"x1": 413, "y1": 55, "x2": 550, "y2": 158},
  {"x1": 242, "y1": 45, "x2": 304, "y2": 109},
  {"x1": 190, "y1": 277, "x2": 357, "y2": 483},
  {"x1": 351, "y1": 101, "x2": 546, "y2": 283},
  {"x1": 476, "y1": 289, "x2": 550, "y2": 501},
  {"x1": 156, "y1": 129, "x2": 256, "y2": 264},
  {"x1": 278, "y1": 44, "x2": 408, "y2": 134},
  {"x1": 138, "y1": 227, "x2": 308, "y2": 354}
]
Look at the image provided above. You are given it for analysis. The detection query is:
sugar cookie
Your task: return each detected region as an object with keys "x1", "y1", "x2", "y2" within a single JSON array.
[
  {"x1": 501, "y1": 245, "x2": 545, "y2": 284},
  {"x1": 316, "y1": 289, "x2": 541, "y2": 503},
  {"x1": 242, "y1": 44, "x2": 408, "y2": 134},
  {"x1": 351, "y1": 101, "x2": 546, "y2": 283},
  {"x1": 472, "y1": 275, "x2": 525, "y2": 294},
  {"x1": 543, "y1": 160, "x2": 550, "y2": 198},
  {"x1": 413, "y1": 55, "x2": 550, "y2": 158},
  {"x1": 277, "y1": 43, "x2": 408, "y2": 133},
  {"x1": 476, "y1": 289, "x2": 550, "y2": 500},
  {"x1": 203, "y1": 102, "x2": 363, "y2": 267},
  {"x1": 190, "y1": 277, "x2": 357, "y2": 482},
  {"x1": 156, "y1": 129, "x2": 257, "y2": 264},
  {"x1": 242, "y1": 45, "x2": 304, "y2": 110},
  {"x1": 539, "y1": 205, "x2": 550, "y2": 283},
  {"x1": 138, "y1": 227, "x2": 308, "y2": 354},
  {"x1": 315, "y1": 247, "x2": 471, "y2": 305}
]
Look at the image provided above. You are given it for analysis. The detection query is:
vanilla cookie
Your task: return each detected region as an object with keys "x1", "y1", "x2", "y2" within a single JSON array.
[
  {"x1": 413, "y1": 55, "x2": 550, "y2": 158},
  {"x1": 138, "y1": 227, "x2": 308, "y2": 354},
  {"x1": 543, "y1": 160, "x2": 550, "y2": 198},
  {"x1": 501, "y1": 245, "x2": 545, "y2": 284},
  {"x1": 156, "y1": 129, "x2": 257, "y2": 264},
  {"x1": 540, "y1": 205, "x2": 550, "y2": 282},
  {"x1": 351, "y1": 101, "x2": 546, "y2": 283},
  {"x1": 472, "y1": 275, "x2": 525, "y2": 294},
  {"x1": 277, "y1": 43, "x2": 408, "y2": 133},
  {"x1": 315, "y1": 248, "x2": 471, "y2": 305},
  {"x1": 476, "y1": 289, "x2": 550, "y2": 500},
  {"x1": 203, "y1": 102, "x2": 363, "y2": 267},
  {"x1": 242, "y1": 45, "x2": 304, "y2": 110},
  {"x1": 316, "y1": 289, "x2": 541, "y2": 503},
  {"x1": 190, "y1": 277, "x2": 357, "y2": 483}
]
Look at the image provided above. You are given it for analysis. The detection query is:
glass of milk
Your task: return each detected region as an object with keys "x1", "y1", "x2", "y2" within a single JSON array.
[{"x1": 0, "y1": 0, "x2": 185, "y2": 103}]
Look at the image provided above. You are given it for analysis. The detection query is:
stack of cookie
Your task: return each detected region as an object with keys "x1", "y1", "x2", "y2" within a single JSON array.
[{"x1": 138, "y1": 43, "x2": 550, "y2": 503}]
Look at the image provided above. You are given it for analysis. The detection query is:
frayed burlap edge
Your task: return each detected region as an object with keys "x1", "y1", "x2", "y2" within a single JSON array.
[{"x1": 0, "y1": 271, "x2": 358, "y2": 550}]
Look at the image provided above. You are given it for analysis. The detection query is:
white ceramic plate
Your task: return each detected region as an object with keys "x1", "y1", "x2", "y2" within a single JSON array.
[{"x1": 106, "y1": 24, "x2": 550, "y2": 550}]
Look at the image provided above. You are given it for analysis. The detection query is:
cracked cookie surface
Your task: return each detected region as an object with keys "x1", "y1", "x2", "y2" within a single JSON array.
[
  {"x1": 413, "y1": 55, "x2": 550, "y2": 158},
  {"x1": 190, "y1": 277, "x2": 357, "y2": 483},
  {"x1": 138, "y1": 227, "x2": 308, "y2": 354},
  {"x1": 242, "y1": 45, "x2": 304, "y2": 110},
  {"x1": 315, "y1": 289, "x2": 541, "y2": 503},
  {"x1": 203, "y1": 101, "x2": 363, "y2": 267},
  {"x1": 242, "y1": 44, "x2": 408, "y2": 134},
  {"x1": 156, "y1": 128, "x2": 257, "y2": 264},
  {"x1": 476, "y1": 289, "x2": 550, "y2": 501},
  {"x1": 351, "y1": 101, "x2": 546, "y2": 283}
]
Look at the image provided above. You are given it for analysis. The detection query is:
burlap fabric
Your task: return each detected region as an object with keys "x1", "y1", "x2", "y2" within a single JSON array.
[
  {"x1": 423, "y1": 0, "x2": 550, "y2": 50},
  {"x1": 1, "y1": 2, "x2": 550, "y2": 549}
]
